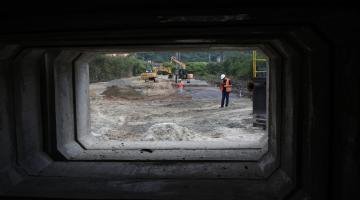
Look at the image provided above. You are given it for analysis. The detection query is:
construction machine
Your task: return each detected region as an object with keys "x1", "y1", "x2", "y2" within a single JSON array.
[
  {"x1": 140, "y1": 62, "x2": 173, "y2": 82},
  {"x1": 140, "y1": 65, "x2": 157, "y2": 82},
  {"x1": 170, "y1": 56, "x2": 193, "y2": 82},
  {"x1": 153, "y1": 65, "x2": 172, "y2": 75},
  {"x1": 251, "y1": 50, "x2": 268, "y2": 130}
]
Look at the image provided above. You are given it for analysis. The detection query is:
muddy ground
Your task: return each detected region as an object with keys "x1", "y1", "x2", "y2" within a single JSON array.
[{"x1": 89, "y1": 76, "x2": 266, "y2": 144}]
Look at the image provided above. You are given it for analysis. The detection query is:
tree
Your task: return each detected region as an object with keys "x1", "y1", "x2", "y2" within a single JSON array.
[
  {"x1": 224, "y1": 57, "x2": 252, "y2": 79},
  {"x1": 88, "y1": 54, "x2": 147, "y2": 83},
  {"x1": 185, "y1": 62, "x2": 208, "y2": 76}
]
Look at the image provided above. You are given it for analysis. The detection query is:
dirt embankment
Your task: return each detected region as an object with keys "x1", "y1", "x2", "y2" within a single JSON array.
[{"x1": 100, "y1": 77, "x2": 178, "y2": 100}]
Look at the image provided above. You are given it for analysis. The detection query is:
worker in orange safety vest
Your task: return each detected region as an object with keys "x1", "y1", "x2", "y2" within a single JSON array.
[
  {"x1": 219, "y1": 74, "x2": 232, "y2": 107},
  {"x1": 177, "y1": 79, "x2": 185, "y2": 95}
]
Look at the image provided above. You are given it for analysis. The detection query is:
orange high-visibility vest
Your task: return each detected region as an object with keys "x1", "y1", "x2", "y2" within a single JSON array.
[
  {"x1": 220, "y1": 79, "x2": 232, "y2": 92},
  {"x1": 178, "y1": 82, "x2": 184, "y2": 89}
]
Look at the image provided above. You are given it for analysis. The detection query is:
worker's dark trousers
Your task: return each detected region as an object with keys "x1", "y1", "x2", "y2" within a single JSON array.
[{"x1": 221, "y1": 91, "x2": 230, "y2": 107}]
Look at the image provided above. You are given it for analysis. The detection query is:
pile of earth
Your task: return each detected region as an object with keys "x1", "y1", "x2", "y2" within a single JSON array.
[
  {"x1": 101, "y1": 77, "x2": 177, "y2": 99},
  {"x1": 101, "y1": 85, "x2": 142, "y2": 100},
  {"x1": 143, "y1": 123, "x2": 201, "y2": 141}
]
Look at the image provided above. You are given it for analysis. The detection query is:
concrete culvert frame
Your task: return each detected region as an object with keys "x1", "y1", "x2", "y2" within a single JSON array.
[
  {"x1": 60, "y1": 46, "x2": 272, "y2": 161},
  {"x1": 0, "y1": 23, "x2": 331, "y2": 199}
]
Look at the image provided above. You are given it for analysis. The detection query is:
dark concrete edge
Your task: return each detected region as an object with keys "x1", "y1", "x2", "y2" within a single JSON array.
[{"x1": 0, "y1": 24, "x2": 332, "y2": 198}]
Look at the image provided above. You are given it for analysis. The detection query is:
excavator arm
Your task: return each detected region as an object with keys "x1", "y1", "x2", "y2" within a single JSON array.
[{"x1": 170, "y1": 56, "x2": 186, "y2": 69}]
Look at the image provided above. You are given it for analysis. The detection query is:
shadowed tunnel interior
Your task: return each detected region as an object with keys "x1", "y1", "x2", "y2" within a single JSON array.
[{"x1": 0, "y1": 2, "x2": 359, "y2": 200}]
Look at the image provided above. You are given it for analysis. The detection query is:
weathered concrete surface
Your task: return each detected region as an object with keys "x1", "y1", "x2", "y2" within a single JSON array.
[{"x1": 0, "y1": 3, "x2": 359, "y2": 199}]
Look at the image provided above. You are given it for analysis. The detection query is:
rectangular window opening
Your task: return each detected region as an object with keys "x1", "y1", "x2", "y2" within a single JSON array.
[{"x1": 84, "y1": 47, "x2": 269, "y2": 151}]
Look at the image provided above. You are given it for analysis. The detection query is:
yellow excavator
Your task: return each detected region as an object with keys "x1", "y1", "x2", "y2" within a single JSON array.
[
  {"x1": 140, "y1": 63, "x2": 173, "y2": 82},
  {"x1": 170, "y1": 56, "x2": 193, "y2": 82},
  {"x1": 153, "y1": 65, "x2": 172, "y2": 75},
  {"x1": 140, "y1": 64, "x2": 157, "y2": 82}
]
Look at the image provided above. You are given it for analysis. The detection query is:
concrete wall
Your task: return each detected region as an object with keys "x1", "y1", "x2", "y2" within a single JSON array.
[{"x1": 0, "y1": 2, "x2": 359, "y2": 199}]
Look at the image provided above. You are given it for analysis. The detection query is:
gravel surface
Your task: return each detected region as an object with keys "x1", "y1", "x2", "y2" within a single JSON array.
[{"x1": 89, "y1": 77, "x2": 266, "y2": 143}]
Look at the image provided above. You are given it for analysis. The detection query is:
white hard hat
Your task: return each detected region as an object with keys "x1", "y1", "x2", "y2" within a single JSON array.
[{"x1": 220, "y1": 74, "x2": 225, "y2": 80}]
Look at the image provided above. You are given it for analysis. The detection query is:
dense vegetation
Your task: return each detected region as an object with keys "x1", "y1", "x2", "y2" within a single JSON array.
[
  {"x1": 89, "y1": 50, "x2": 267, "y2": 83},
  {"x1": 136, "y1": 51, "x2": 251, "y2": 62},
  {"x1": 89, "y1": 54, "x2": 148, "y2": 83}
]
